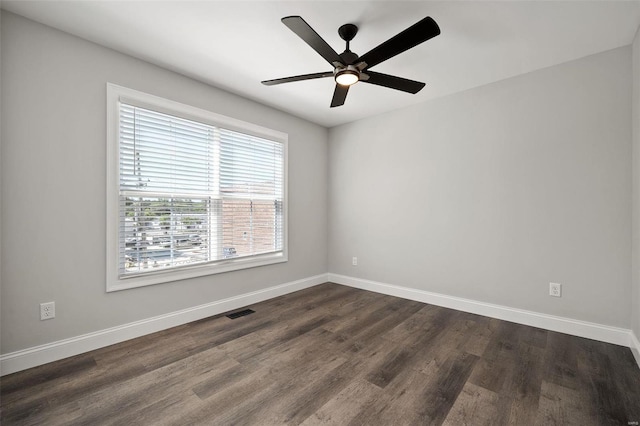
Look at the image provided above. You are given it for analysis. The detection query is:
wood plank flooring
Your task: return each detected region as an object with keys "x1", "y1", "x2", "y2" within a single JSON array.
[{"x1": 1, "y1": 283, "x2": 639, "y2": 425}]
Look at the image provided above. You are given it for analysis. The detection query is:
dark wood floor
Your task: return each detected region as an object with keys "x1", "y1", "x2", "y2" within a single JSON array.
[{"x1": 1, "y1": 283, "x2": 639, "y2": 425}]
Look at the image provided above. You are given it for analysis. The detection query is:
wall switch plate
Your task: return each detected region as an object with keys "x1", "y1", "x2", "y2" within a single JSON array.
[
  {"x1": 352, "y1": 257, "x2": 358, "y2": 266},
  {"x1": 549, "y1": 283, "x2": 562, "y2": 297},
  {"x1": 40, "y1": 302, "x2": 55, "y2": 320}
]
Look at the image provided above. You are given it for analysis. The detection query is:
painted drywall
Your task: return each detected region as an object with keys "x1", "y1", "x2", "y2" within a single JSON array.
[
  {"x1": 633, "y1": 27, "x2": 640, "y2": 339},
  {"x1": 0, "y1": 10, "x2": 4, "y2": 356},
  {"x1": 329, "y1": 47, "x2": 632, "y2": 328},
  {"x1": 0, "y1": 12, "x2": 328, "y2": 354}
]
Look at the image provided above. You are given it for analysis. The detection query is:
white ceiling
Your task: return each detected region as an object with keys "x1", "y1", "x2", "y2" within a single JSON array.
[{"x1": 3, "y1": 1, "x2": 640, "y2": 127}]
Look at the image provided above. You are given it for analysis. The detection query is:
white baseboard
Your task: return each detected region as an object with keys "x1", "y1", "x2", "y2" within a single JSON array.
[
  {"x1": 329, "y1": 273, "x2": 635, "y2": 351},
  {"x1": 0, "y1": 273, "x2": 328, "y2": 376}
]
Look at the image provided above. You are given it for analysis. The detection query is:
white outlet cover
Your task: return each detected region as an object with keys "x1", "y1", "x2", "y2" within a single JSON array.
[
  {"x1": 549, "y1": 283, "x2": 562, "y2": 297},
  {"x1": 40, "y1": 301, "x2": 55, "y2": 320}
]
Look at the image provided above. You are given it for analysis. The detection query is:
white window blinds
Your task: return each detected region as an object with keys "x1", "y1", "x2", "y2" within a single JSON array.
[{"x1": 118, "y1": 103, "x2": 284, "y2": 279}]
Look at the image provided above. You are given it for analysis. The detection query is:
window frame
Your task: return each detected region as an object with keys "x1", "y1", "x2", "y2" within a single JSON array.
[{"x1": 106, "y1": 83, "x2": 288, "y2": 292}]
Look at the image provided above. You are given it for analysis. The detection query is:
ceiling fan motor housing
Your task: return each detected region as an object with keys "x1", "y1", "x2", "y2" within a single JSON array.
[{"x1": 339, "y1": 50, "x2": 359, "y2": 65}]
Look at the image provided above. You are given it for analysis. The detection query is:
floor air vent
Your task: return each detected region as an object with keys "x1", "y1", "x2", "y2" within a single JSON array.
[{"x1": 226, "y1": 309, "x2": 255, "y2": 319}]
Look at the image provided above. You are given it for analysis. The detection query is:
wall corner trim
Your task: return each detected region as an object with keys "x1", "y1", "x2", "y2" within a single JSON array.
[
  {"x1": 328, "y1": 273, "x2": 636, "y2": 352},
  {"x1": 631, "y1": 331, "x2": 640, "y2": 369},
  {"x1": 0, "y1": 273, "x2": 329, "y2": 376}
]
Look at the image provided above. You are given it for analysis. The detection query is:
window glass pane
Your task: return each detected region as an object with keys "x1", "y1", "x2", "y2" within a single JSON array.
[
  {"x1": 221, "y1": 199, "x2": 277, "y2": 258},
  {"x1": 220, "y1": 128, "x2": 283, "y2": 198},
  {"x1": 120, "y1": 104, "x2": 214, "y2": 195},
  {"x1": 122, "y1": 197, "x2": 211, "y2": 274}
]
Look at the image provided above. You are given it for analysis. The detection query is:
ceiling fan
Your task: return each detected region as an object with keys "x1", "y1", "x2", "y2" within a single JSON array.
[{"x1": 261, "y1": 15, "x2": 441, "y2": 108}]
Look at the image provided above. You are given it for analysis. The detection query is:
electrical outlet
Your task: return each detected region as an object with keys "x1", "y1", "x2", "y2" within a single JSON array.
[
  {"x1": 549, "y1": 283, "x2": 562, "y2": 298},
  {"x1": 40, "y1": 302, "x2": 55, "y2": 320},
  {"x1": 352, "y1": 256, "x2": 358, "y2": 266}
]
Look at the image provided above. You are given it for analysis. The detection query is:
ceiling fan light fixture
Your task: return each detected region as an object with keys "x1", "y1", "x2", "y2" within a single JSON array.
[{"x1": 335, "y1": 67, "x2": 359, "y2": 86}]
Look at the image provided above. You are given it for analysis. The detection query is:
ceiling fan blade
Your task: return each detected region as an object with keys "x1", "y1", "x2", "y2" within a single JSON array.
[
  {"x1": 282, "y1": 16, "x2": 343, "y2": 66},
  {"x1": 262, "y1": 71, "x2": 333, "y2": 86},
  {"x1": 363, "y1": 71, "x2": 426, "y2": 94},
  {"x1": 358, "y1": 17, "x2": 440, "y2": 69},
  {"x1": 330, "y1": 84, "x2": 349, "y2": 108}
]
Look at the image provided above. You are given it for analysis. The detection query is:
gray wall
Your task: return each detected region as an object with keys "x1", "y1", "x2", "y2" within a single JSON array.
[
  {"x1": 0, "y1": 11, "x2": 4, "y2": 355},
  {"x1": 329, "y1": 47, "x2": 632, "y2": 328},
  {"x1": 0, "y1": 13, "x2": 328, "y2": 354},
  {"x1": 633, "y1": 27, "x2": 640, "y2": 339}
]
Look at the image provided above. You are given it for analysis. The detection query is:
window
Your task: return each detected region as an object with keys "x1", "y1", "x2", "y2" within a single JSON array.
[{"x1": 107, "y1": 84, "x2": 287, "y2": 291}]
